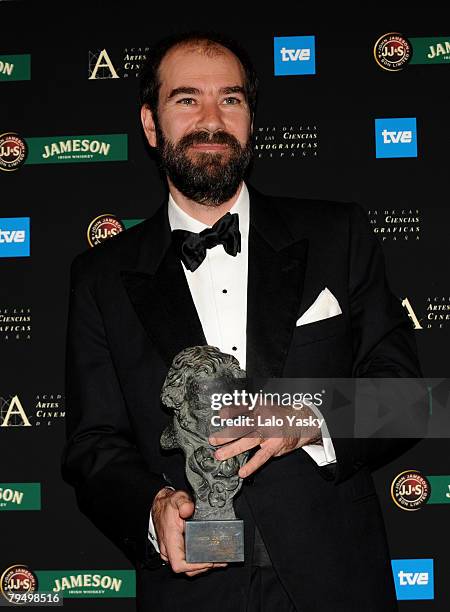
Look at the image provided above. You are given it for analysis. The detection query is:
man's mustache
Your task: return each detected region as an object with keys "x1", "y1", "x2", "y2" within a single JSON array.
[{"x1": 178, "y1": 131, "x2": 240, "y2": 150}]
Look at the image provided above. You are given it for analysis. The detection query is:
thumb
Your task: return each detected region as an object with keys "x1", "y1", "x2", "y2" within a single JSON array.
[{"x1": 174, "y1": 493, "x2": 194, "y2": 519}]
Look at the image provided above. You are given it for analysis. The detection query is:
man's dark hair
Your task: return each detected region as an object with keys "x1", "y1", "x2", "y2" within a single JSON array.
[{"x1": 139, "y1": 31, "x2": 258, "y2": 120}]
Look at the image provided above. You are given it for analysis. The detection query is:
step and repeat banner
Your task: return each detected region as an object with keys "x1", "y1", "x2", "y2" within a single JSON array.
[{"x1": 1, "y1": 6, "x2": 449, "y2": 610}]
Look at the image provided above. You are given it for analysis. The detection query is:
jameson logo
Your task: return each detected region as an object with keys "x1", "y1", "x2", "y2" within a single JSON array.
[
  {"x1": 410, "y1": 37, "x2": 450, "y2": 64},
  {"x1": 24, "y1": 134, "x2": 128, "y2": 165},
  {"x1": 42, "y1": 139, "x2": 110, "y2": 158},
  {"x1": 0, "y1": 54, "x2": 31, "y2": 81},
  {"x1": 52, "y1": 575, "x2": 122, "y2": 593},
  {"x1": 427, "y1": 40, "x2": 450, "y2": 59},
  {"x1": 0, "y1": 483, "x2": 41, "y2": 510},
  {"x1": 35, "y1": 570, "x2": 135, "y2": 598}
]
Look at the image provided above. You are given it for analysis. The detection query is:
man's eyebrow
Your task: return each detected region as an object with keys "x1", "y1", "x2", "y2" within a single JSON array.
[
  {"x1": 167, "y1": 87, "x2": 200, "y2": 100},
  {"x1": 220, "y1": 86, "x2": 246, "y2": 95},
  {"x1": 167, "y1": 85, "x2": 246, "y2": 100}
]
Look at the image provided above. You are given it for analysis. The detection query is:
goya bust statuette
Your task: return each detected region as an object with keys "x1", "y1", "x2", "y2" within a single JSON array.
[{"x1": 160, "y1": 345, "x2": 249, "y2": 562}]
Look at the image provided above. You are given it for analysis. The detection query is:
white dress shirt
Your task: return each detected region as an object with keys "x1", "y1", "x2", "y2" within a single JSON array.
[{"x1": 148, "y1": 181, "x2": 336, "y2": 552}]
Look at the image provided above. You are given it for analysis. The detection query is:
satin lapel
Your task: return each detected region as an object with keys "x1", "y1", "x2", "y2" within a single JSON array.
[
  {"x1": 246, "y1": 187, "x2": 308, "y2": 377},
  {"x1": 120, "y1": 203, "x2": 206, "y2": 368}
]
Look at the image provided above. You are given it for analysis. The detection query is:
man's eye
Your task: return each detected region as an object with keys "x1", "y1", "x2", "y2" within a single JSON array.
[
  {"x1": 223, "y1": 97, "x2": 240, "y2": 105},
  {"x1": 178, "y1": 98, "x2": 196, "y2": 105}
]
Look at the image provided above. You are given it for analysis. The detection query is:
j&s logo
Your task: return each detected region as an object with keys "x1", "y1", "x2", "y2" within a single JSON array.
[
  {"x1": 374, "y1": 33, "x2": 412, "y2": 71},
  {"x1": 375, "y1": 118, "x2": 417, "y2": 158},
  {"x1": 391, "y1": 470, "x2": 430, "y2": 510},
  {"x1": 274, "y1": 36, "x2": 316, "y2": 76},
  {"x1": 0, "y1": 132, "x2": 28, "y2": 171}
]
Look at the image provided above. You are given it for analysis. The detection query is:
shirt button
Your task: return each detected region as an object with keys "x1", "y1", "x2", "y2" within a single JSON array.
[
  {"x1": 222, "y1": 289, "x2": 227, "y2": 294},
  {"x1": 232, "y1": 346, "x2": 237, "y2": 351}
]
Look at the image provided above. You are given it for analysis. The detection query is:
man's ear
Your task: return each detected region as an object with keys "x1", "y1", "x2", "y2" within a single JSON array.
[{"x1": 140, "y1": 104, "x2": 157, "y2": 148}]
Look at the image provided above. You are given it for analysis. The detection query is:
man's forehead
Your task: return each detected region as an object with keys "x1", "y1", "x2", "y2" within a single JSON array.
[{"x1": 159, "y1": 43, "x2": 245, "y2": 89}]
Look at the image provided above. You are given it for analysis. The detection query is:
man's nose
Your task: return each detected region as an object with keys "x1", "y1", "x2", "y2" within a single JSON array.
[{"x1": 195, "y1": 100, "x2": 226, "y2": 133}]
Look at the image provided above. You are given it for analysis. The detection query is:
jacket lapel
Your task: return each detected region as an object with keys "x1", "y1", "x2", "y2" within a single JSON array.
[
  {"x1": 120, "y1": 185, "x2": 308, "y2": 376},
  {"x1": 120, "y1": 201, "x2": 206, "y2": 368},
  {"x1": 246, "y1": 185, "x2": 308, "y2": 377}
]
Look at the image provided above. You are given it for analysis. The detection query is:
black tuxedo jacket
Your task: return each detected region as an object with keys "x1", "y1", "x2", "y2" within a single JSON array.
[{"x1": 61, "y1": 184, "x2": 421, "y2": 611}]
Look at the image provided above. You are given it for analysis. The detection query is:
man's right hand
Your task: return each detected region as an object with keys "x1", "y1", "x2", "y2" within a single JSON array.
[{"x1": 151, "y1": 487, "x2": 228, "y2": 577}]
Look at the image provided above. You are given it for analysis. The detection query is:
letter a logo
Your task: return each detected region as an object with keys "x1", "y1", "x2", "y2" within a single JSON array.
[
  {"x1": 0, "y1": 395, "x2": 31, "y2": 426},
  {"x1": 402, "y1": 297, "x2": 423, "y2": 330},
  {"x1": 88, "y1": 49, "x2": 119, "y2": 80}
]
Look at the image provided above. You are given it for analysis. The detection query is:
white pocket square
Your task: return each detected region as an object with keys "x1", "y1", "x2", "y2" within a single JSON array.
[{"x1": 296, "y1": 287, "x2": 342, "y2": 326}]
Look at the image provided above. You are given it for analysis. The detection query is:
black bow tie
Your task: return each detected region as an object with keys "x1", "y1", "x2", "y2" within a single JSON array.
[{"x1": 171, "y1": 212, "x2": 241, "y2": 272}]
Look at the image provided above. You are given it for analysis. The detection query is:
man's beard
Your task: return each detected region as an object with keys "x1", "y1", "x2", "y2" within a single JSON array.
[{"x1": 154, "y1": 119, "x2": 253, "y2": 206}]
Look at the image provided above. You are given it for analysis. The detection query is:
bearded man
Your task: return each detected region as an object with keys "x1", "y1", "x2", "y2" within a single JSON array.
[{"x1": 61, "y1": 31, "x2": 421, "y2": 612}]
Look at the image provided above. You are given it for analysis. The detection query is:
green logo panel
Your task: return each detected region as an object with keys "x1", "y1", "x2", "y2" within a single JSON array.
[
  {"x1": 410, "y1": 37, "x2": 450, "y2": 64},
  {"x1": 35, "y1": 570, "x2": 136, "y2": 598},
  {"x1": 428, "y1": 475, "x2": 450, "y2": 504},
  {"x1": 24, "y1": 134, "x2": 128, "y2": 164},
  {"x1": 122, "y1": 219, "x2": 145, "y2": 230},
  {"x1": 0, "y1": 54, "x2": 31, "y2": 81},
  {"x1": 0, "y1": 483, "x2": 41, "y2": 510}
]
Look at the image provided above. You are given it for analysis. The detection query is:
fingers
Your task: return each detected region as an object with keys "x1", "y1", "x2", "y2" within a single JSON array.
[
  {"x1": 172, "y1": 491, "x2": 195, "y2": 519},
  {"x1": 211, "y1": 432, "x2": 306, "y2": 479},
  {"x1": 184, "y1": 563, "x2": 228, "y2": 578},
  {"x1": 158, "y1": 490, "x2": 227, "y2": 576},
  {"x1": 185, "y1": 568, "x2": 211, "y2": 577},
  {"x1": 238, "y1": 443, "x2": 277, "y2": 477},
  {"x1": 239, "y1": 436, "x2": 308, "y2": 476},
  {"x1": 164, "y1": 514, "x2": 212, "y2": 575},
  {"x1": 212, "y1": 433, "x2": 262, "y2": 461},
  {"x1": 167, "y1": 547, "x2": 227, "y2": 576}
]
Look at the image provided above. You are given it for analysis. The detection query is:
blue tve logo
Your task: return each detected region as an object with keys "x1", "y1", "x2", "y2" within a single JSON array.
[
  {"x1": 0, "y1": 217, "x2": 30, "y2": 257},
  {"x1": 391, "y1": 559, "x2": 434, "y2": 600},
  {"x1": 274, "y1": 36, "x2": 316, "y2": 76},
  {"x1": 375, "y1": 118, "x2": 418, "y2": 158}
]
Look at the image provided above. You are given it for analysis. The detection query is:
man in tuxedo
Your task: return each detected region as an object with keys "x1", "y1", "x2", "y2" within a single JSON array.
[{"x1": 61, "y1": 31, "x2": 422, "y2": 611}]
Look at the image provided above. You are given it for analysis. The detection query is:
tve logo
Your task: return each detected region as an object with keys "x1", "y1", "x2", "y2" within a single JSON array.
[
  {"x1": 274, "y1": 36, "x2": 316, "y2": 76},
  {"x1": 391, "y1": 559, "x2": 434, "y2": 600},
  {"x1": 375, "y1": 118, "x2": 418, "y2": 158},
  {"x1": 0, "y1": 217, "x2": 30, "y2": 257}
]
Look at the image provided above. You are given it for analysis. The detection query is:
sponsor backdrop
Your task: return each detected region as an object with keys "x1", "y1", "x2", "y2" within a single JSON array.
[{"x1": 1, "y1": 5, "x2": 449, "y2": 610}]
